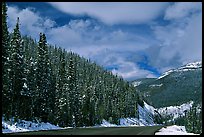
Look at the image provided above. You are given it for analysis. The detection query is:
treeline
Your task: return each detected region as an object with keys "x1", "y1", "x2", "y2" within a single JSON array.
[{"x1": 2, "y1": 3, "x2": 144, "y2": 127}]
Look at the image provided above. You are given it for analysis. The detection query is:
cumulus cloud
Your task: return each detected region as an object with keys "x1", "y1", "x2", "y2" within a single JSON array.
[
  {"x1": 7, "y1": 6, "x2": 56, "y2": 39},
  {"x1": 150, "y1": 2, "x2": 202, "y2": 72},
  {"x1": 7, "y1": 5, "x2": 156, "y2": 80},
  {"x1": 103, "y1": 54, "x2": 157, "y2": 81},
  {"x1": 48, "y1": 2, "x2": 169, "y2": 25},
  {"x1": 164, "y1": 2, "x2": 202, "y2": 20},
  {"x1": 6, "y1": 2, "x2": 202, "y2": 80}
]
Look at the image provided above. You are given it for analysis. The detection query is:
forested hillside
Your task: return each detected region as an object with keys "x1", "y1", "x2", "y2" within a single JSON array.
[
  {"x1": 132, "y1": 62, "x2": 202, "y2": 134},
  {"x1": 2, "y1": 2, "x2": 144, "y2": 127},
  {"x1": 132, "y1": 65, "x2": 202, "y2": 108}
]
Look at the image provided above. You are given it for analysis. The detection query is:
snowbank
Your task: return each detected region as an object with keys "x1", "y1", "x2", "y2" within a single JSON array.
[
  {"x1": 155, "y1": 125, "x2": 199, "y2": 135},
  {"x1": 2, "y1": 117, "x2": 62, "y2": 133},
  {"x1": 100, "y1": 119, "x2": 117, "y2": 127},
  {"x1": 3, "y1": 117, "x2": 198, "y2": 135}
]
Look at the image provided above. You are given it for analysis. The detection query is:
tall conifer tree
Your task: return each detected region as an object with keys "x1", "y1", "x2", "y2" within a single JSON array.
[
  {"x1": 2, "y1": 2, "x2": 11, "y2": 120},
  {"x1": 10, "y1": 17, "x2": 26, "y2": 120}
]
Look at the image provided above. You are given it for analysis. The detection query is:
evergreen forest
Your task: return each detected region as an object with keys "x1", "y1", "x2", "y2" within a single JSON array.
[{"x1": 2, "y1": 2, "x2": 144, "y2": 127}]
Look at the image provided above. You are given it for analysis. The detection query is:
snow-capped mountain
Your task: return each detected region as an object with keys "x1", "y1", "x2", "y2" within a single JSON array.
[
  {"x1": 132, "y1": 61, "x2": 202, "y2": 108},
  {"x1": 158, "y1": 61, "x2": 202, "y2": 79},
  {"x1": 180, "y1": 61, "x2": 202, "y2": 69},
  {"x1": 132, "y1": 61, "x2": 202, "y2": 134}
]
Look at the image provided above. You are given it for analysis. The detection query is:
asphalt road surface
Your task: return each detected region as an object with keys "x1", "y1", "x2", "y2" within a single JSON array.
[{"x1": 5, "y1": 125, "x2": 164, "y2": 135}]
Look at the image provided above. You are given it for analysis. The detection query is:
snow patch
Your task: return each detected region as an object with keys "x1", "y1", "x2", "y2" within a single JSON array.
[
  {"x1": 100, "y1": 119, "x2": 117, "y2": 127},
  {"x1": 155, "y1": 125, "x2": 199, "y2": 135},
  {"x1": 119, "y1": 118, "x2": 144, "y2": 126},
  {"x1": 149, "y1": 84, "x2": 163, "y2": 88},
  {"x1": 157, "y1": 101, "x2": 193, "y2": 120},
  {"x1": 132, "y1": 81, "x2": 142, "y2": 87},
  {"x1": 23, "y1": 83, "x2": 27, "y2": 89},
  {"x1": 157, "y1": 70, "x2": 174, "y2": 79},
  {"x1": 180, "y1": 61, "x2": 202, "y2": 69},
  {"x1": 143, "y1": 101, "x2": 156, "y2": 115},
  {"x1": 2, "y1": 117, "x2": 62, "y2": 133}
]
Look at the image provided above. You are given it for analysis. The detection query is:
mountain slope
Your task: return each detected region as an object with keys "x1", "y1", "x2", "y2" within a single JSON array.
[
  {"x1": 132, "y1": 61, "x2": 202, "y2": 134},
  {"x1": 132, "y1": 61, "x2": 202, "y2": 108}
]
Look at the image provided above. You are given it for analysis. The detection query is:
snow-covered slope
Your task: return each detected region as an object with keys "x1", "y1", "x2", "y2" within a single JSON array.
[
  {"x1": 101, "y1": 101, "x2": 157, "y2": 127},
  {"x1": 138, "y1": 102, "x2": 156, "y2": 126},
  {"x1": 158, "y1": 69, "x2": 174, "y2": 79},
  {"x1": 157, "y1": 101, "x2": 193, "y2": 120},
  {"x1": 180, "y1": 61, "x2": 202, "y2": 69},
  {"x1": 158, "y1": 61, "x2": 202, "y2": 79},
  {"x1": 2, "y1": 117, "x2": 62, "y2": 133}
]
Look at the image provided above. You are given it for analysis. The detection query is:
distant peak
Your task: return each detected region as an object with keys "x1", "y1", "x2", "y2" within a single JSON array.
[
  {"x1": 158, "y1": 61, "x2": 202, "y2": 80},
  {"x1": 180, "y1": 61, "x2": 202, "y2": 69}
]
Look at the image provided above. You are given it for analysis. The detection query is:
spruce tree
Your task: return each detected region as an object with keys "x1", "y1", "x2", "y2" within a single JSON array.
[
  {"x1": 68, "y1": 54, "x2": 77, "y2": 127},
  {"x1": 10, "y1": 17, "x2": 27, "y2": 120},
  {"x1": 2, "y1": 2, "x2": 12, "y2": 120},
  {"x1": 35, "y1": 33, "x2": 50, "y2": 122}
]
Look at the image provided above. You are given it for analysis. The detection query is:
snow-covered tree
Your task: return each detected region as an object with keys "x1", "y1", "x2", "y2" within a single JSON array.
[
  {"x1": 2, "y1": 2, "x2": 12, "y2": 120},
  {"x1": 35, "y1": 33, "x2": 51, "y2": 122},
  {"x1": 10, "y1": 17, "x2": 27, "y2": 120}
]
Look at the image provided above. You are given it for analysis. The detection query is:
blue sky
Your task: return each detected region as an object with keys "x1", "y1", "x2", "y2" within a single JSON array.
[{"x1": 7, "y1": 2, "x2": 202, "y2": 81}]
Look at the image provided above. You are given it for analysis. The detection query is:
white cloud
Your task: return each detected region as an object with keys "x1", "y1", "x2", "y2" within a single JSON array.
[
  {"x1": 150, "y1": 2, "x2": 202, "y2": 72},
  {"x1": 7, "y1": 2, "x2": 202, "y2": 80},
  {"x1": 90, "y1": 51, "x2": 157, "y2": 80},
  {"x1": 69, "y1": 19, "x2": 91, "y2": 30},
  {"x1": 7, "y1": 5, "x2": 156, "y2": 81},
  {"x1": 47, "y1": 25, "x2": 82, "y2": 47},
  {"x1": 164, "y1": 2, "x2": 202, "y2": 20},
  {"x1": 7, "y1": 6, "x2": 56, "y2": 39},
  {"x1": 108, "y1": 56, "x2": 157, "y2": 80},
  {"x1": 48, "y1": 2, "x2": 169, "y2": 25}
]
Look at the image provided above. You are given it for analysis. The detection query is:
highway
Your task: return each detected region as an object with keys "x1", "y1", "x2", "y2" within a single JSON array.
[{"x1": 6, "y1": 125, "x2": 163, "y2": 135}]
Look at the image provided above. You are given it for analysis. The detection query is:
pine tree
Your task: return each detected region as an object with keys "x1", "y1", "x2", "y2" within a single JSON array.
[
  {"x1": 21, "y1": 36, "x2": 38, "y2": 120},
  {"x1": 2, "y1": 2, "x2": 10, "y2": 67},
  {"x1": 55, "y1": 48, "x2": 69, "y2": 126},
  {"x1": 10, "y1": 17, "x2": 27, "y2": 120},
  {"x1": 2, "y1": 2, "x2": 12, "y2": 120},
  {"x1": 67, "y1": 54, "x2": 77, "y2": 127},
  {"x1": 35, "y1": 33, "x2": 51, "y2": 122}
]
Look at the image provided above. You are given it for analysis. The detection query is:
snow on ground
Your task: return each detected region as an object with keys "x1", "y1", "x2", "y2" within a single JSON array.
[
  {"x1": 3, "y1": 117, "x2": 198, "y2": 135},
  {"x1": 143, "y1": 101, "x2": 156, "y2": 115},
  {"x1": 149, "y1": 84, "x2": 163, "y2": 88},
  {"x1": 100, "y1": 119, "x2": 117, "y2": 127},
  {"x1": 157, "y1": 69, "x2": 174, "y2": 79},
  {"x1": 132, "y1": 81, "x2": 142, "y2": 87},
  {"x1": 7, "y1": 101, "x2": 196, "y2": 134},
  {"x1": 119, "y1": 118, "x2": 145, "y2": 126},
  {"x1": 157, "y1": 101, "x2": 193, "y2": 120},
  {"x1": 2, "y1": 117, "x2": 62, "y2": 133},
  {"x1": 155, "y1": 125, "x2": 199, "y2": 135}
]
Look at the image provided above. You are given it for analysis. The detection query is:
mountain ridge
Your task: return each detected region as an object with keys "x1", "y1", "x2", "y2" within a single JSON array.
[{"x1": 132, "y1": 61, "x2": 202, "y2": 108}]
